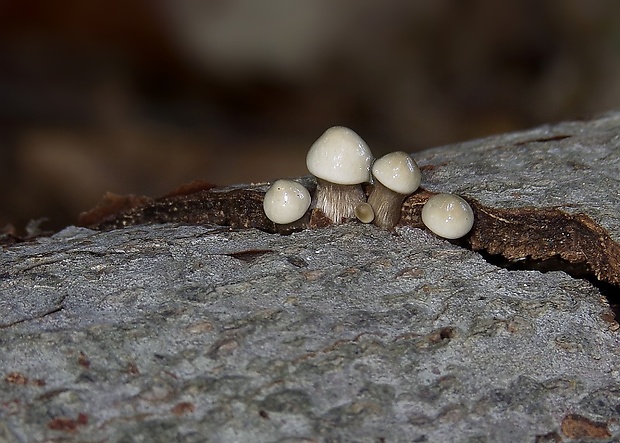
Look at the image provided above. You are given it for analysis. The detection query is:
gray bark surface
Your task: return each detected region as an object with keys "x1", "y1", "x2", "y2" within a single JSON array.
[
  {"x1": 1, "y1": 113, "x2": 620, "y2": 442},
  {"x1": 417, "y1": 112, "x2": 620, "y2": 240}
]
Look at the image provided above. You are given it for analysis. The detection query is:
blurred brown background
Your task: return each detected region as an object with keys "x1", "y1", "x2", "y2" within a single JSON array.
[{"x1": 2, "y1": 0, "x2": 620, "y2": 233}]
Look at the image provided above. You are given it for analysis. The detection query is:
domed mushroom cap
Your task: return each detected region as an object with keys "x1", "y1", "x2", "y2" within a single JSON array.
[
  {"x1": 263, "y1": 179, "x2": 311, "y2": 224},
  {"x1": 306, "y1": 126, "x2": 373, "y2": 185},
  {"x1": 372, "y1": 151, "x2": 421, "y2": 195},
  {"x1": 421, "y1": 193, "x2": 474, "y2": 239}
]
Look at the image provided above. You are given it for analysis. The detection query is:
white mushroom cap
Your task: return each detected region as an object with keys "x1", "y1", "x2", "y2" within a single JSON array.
[
  {"x1": 263, "y1": 179, "x2": 311, "y2": 224},
  {"x1": 306, "y1": 126, "x2": 373, "y2": 185},
  {"x1": 371, "y1": 151, "x2": 421, "y2": 195},
  {"x1": 421, "y1": 193, "x2": 474, "y2": 239}
]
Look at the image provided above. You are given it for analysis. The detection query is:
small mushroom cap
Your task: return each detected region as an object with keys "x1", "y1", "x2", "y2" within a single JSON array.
[
  {"x1": 421, "y1": 193, "x2": 474, "y2": 239},
  {"x1": 354, "y1": 202, "x2": 375, "y2": 223},
  {"x1": 306, "y1": 126, "x2": 373, "y2": 185},
  {"x1": 263, "y1": 179, "x2": 311, "y2": 224},
  {"x1": 371, "y1": 151, "x2": 421, "y2": 195}
]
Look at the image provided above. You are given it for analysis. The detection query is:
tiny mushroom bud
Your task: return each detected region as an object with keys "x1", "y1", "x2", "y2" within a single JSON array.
[
  {"x1": 367, "y1": 151, "x2": 421, "y2": 229},
  {"x1": 421, "y1": 193, "x2": 474, "y2": 239},
  {"x1": 263, "y1": 179, "x2": 311, "y2": 225},
  {"x1": 354, "y1": 202, "x2": 375, "y2": 223},
  {"x1": 306, "y1": 126, "x2": 373, "y2": 223}
]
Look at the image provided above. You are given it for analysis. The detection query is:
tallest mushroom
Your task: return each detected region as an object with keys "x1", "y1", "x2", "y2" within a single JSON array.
[{"x1": 306, "y1": 126, "x2": 374, "y2": 223}]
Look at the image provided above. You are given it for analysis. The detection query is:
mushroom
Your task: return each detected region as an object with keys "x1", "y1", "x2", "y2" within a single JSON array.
[
  {"x1": 354, "y1": 202, "x2": 375, "y2": 223},
  {"x1": 421, "y1": 193, "x2": 474, "y2": 239},
  {"x1": 367, "y1": 151, "x2": 421, "y2": 229},
  {"x1": 306, "y1": 126, "x2": 373, "y2": 223},
  {"x1": 263, "y1": 179, "x2": 311, "y2": 225}
]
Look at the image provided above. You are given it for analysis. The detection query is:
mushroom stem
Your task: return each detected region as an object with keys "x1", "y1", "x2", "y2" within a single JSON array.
[
  {"x1": 367, "y1": 180, "x2": 406, "y2": 229},
  {"x1": 315, "y1": 178, "x2": 366, "y2": 223}
]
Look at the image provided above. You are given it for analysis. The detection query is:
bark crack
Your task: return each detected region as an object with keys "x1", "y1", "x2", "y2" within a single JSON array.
[{"x1": 0, "y1": 296, "x2": 66, "y2": 329}]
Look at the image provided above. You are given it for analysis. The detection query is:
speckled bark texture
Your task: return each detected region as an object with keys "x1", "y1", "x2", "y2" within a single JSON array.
[
  {"x1": 2, "y1": 113, "x2": 620, "y2": 442},
  {"x1": 416, "y1": 115, "x2": 620, "y2": 237}
]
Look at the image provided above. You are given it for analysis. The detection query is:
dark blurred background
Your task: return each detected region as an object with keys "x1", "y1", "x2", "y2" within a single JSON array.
[{"x1": 2, "y1": 0, "x2": 620, "y2": 232}]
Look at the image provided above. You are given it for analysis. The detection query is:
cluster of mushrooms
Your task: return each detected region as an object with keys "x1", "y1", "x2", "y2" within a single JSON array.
[{"x1": 262, "y1": 126, "x2": 474, "y2": 239}]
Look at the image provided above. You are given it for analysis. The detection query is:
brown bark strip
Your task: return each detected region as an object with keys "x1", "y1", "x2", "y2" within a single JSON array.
[
  {"x1": 561, "y1": 414, "x2": 610, "y2": 439},
  {"x1": 468, "y1": 205, "x2": 620, "y2": 286},
  {"x1": 399, "y1": 190, "x2": 620, "y2": 286},
  {"x1": 79, "y1": 188, "x2": 278, "y2": 232},
  {"x1": 64, "y1": 181, "x2": 620, "y2": 288}
]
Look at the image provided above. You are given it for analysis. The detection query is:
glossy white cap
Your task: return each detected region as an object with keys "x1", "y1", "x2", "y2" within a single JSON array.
[
  {"x1": 421, "y1": 193, "x2": 474, "y2": 239},
  {"x1": 306, "y1": 126, "x2": 373, "y2": 185},
  {"x1": 372, "y1": 151, "x2": 421, "y2": 195},
  {"x1": 263, "y1": 179, "x2": 311, "y2": 224}
]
